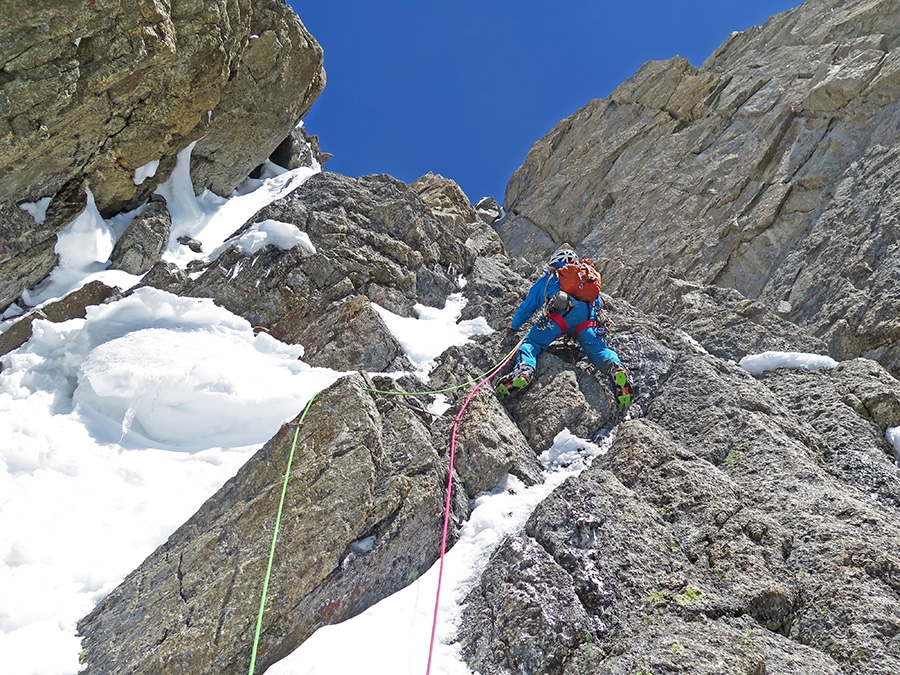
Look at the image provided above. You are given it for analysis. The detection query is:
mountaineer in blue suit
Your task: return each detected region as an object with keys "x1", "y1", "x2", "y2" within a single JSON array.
[{"x1": 496, "y1": 246, "x2": 631, "y2": 407}]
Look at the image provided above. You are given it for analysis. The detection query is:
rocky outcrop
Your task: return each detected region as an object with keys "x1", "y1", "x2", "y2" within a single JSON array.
[
  {"x1": 62, "y1": 148, "x2": 900, "y2": 675},
  {"x1": 108, "y1": 195, "x2": 171, "y2": 275},
  {"x1": 459, "y1": 305, "x2": 900, "y2": 675},
  {"x1": 0, "y1": 0, "x2": 324, "y2": 311},
  {"x1": 77, "y1": 367, "x2": 545, "y2": 675},
  {"x1": 498, "y1": 0, "x2": 900, "y2": 378},
  {"x1": 188, "y1": 1, "x2": 325, "y2": 195},
  {"x1": 136, "y1": 171, "x2": 482, "y2": 372}
]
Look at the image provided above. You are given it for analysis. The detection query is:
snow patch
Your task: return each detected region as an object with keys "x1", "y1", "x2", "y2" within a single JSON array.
[
  {"x1": 33, "y1": 287, "x2": 341, "y2": 450},
  {"x1": 132, "y1": 159, "x2": 160, "y2": 185},
  {"x1": 21, "y1": 189, "x2": 115, "y2": 306},
  {"x1": 739, "y1": 350, "x2": 838, "y2": 376},
  {"x1": 0, "y1": 285, "x2": 350, "y2": 673},
  {"x1": 887, "y1": 427, "x2": 900, "y2": 466},
  {"x1": 372, "y1": 293, "x2": 493, "y2": 379},
  {"x1": 675, "y1": 329, "x2": 709, "y2": 355},
  {"x1": 211, "y1": 219, "x2": 316, "y2": 259},
  {"x1": 541, "y1": 426, "x2": 613, "y2": 472},
  {"x1": 269, "y1": 428, "x2": 610, "y2": 675},
  {"x1": 156, "y1": 143, "x2": 318, "y2": 268},
  {"x1": 19, "y1": 196, "x2": 52, "y2": 225}
]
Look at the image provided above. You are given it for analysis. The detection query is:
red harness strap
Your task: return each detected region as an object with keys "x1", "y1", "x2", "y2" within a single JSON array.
[
  {"x1": 574, "y1": 319, "x2": 598, "y2": 335},
  {"x1": 546, "y1": 311, "x2": 568, "y2": 333}
]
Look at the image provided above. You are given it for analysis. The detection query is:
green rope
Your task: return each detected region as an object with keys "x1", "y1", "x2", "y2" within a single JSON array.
[
  {"x1": 246, "y1": 337, "x2": 525, "y2": 672},
  {"x1": 248, "y1": 392, "x2": 319, "y2": 675},
  {"x1": 361, "y1": 337, "x2": 525, "y2": 398}
]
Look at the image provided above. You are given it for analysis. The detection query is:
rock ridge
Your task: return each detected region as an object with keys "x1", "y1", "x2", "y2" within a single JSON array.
[{"x1": 74, "y1": 160, "x2": 900, "y2": 675}]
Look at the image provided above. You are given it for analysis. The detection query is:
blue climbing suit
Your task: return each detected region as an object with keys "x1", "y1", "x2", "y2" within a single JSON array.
[{"x1": 511, "y1": 271, "x2": 622, "y2": 375}]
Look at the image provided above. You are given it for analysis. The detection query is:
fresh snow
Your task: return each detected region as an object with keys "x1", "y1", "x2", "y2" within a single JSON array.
[
  {"x1": 372, "y1": 294, "x2": 493, "y2": 380},
  {"x1": 157, "y1": 144, "x2": 319, "y2": 268},
  {"x1": 209, "y1": 218, "x2": 317, "y2": 259},
  {"x1": 738, "y1": 350, "x2": 838, "y2": 375},
  {"x1": 19, "y1": 189, "x2": 136, "y2": 308}
]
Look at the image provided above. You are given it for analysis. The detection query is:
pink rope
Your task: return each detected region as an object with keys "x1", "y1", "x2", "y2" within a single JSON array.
[{"x1": 425, "y1": 347, "x2": 520, "y2": 674}]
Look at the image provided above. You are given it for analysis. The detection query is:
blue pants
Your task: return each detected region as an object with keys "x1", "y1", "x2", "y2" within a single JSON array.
[{"x1": 517, "y1": 301, "x2": 621, "y2": 374}]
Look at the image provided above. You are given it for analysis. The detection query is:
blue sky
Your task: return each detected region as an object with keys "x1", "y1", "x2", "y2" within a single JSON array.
[{"x1": 288, "y1": 1, "x2": 801, "y2": 204}]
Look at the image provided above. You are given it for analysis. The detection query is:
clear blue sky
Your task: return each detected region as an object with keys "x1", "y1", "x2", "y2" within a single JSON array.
[{"x1": 288, "y1": 1, "x2": 801, "y2": 204}]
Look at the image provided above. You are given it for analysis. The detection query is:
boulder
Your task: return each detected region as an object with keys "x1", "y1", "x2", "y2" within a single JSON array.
[
  {"x1": 108, "y1": 195, "x2": 171, "y2": 275},
  {"x1": 475, "y1": 195, "x2": 502, "y2": 225},
  {"x1": 188, "y1": 1, "x2": 326, "y2": 195},
  {"x1": 411, "y1": 171, "x2": 479, "y2": 225},
  {"x1": 0, "y1": 0, "x2": 324, "y2": 310}
]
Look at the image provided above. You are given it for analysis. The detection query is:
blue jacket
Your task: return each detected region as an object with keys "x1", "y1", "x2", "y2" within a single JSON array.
[
  {"x1": 511, "y1": 272, "x2": 557, "y2": 330},
  {"x1": 511, "y1": 272, "x2": 603, "y2": 331}
]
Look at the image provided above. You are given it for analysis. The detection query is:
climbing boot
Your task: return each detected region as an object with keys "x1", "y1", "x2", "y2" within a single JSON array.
[
  {"x1": 496, "y1": 364, "x2": 534, "y2": 396},
  {"x1": 612, "y1": 366, "x2": 632, "y2": 408}
]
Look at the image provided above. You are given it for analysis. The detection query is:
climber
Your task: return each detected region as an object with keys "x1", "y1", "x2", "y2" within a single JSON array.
[{"x1": 496, "y1": 245, "x2": 632, "y2": 407}]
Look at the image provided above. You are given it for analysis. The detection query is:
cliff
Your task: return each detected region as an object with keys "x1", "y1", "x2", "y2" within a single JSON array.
[
  {"x1": 1, "y1": 0, "x2": 899, "y2": 674},
  {"x1": 499, "y1": 0, "x2": 900, "y2": 381}
]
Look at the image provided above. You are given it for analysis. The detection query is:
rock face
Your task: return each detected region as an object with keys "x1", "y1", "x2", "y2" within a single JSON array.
[
  {"x1": 0, "y1": 0, "x2": 324, "y2": 311},
  {"x1": 461, "y1": 320, "x2": 900, "y2": 674},
  {"x1": 74, "y1": 169, "x2": 545, "y2": 674},
  {"x1": 76, "y1": 356, "x2": 543, "y2": 675},
  {"x1": 73, "y1": 145, "x2": 900, "y2": 675},
  {"x1": 498, "y1": 0, "x2": 900, "y2": 378},
  {"x1": 142, "y1": 171, "x2": 481, "y2": 371},
  {"x1": 11, "y1": 0, "x2": 897, "y2": 673}
]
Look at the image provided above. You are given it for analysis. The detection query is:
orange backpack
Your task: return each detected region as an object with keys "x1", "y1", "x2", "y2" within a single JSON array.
[{"x1": 557, "y1": 259, "x2": 602, "y2": 303}]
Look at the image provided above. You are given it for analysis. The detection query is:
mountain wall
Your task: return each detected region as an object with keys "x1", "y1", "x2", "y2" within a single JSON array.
[
  {"x1": 2, "y1": 0, "x2": 899, "y2": 673},
  {"x1": 0, "y1": 0, "x2": 324, "y2": 311},
  {"x1": 498, "y1": 0, "x2": 900, "y2": 380}
]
